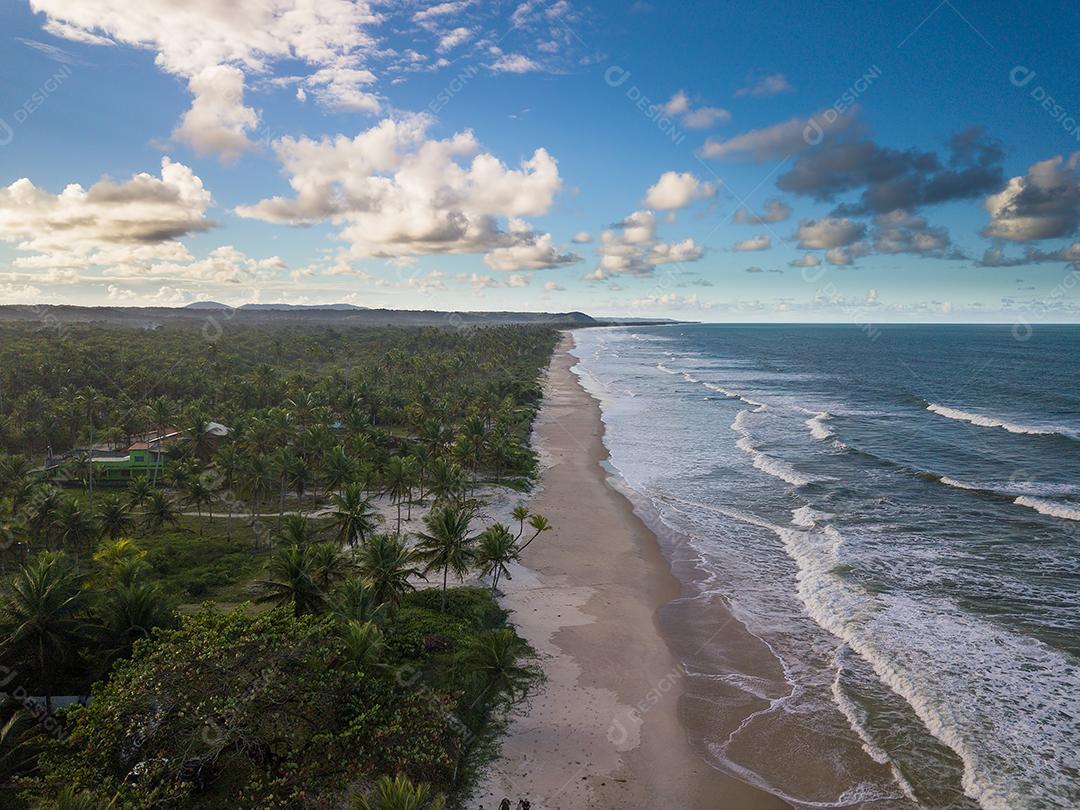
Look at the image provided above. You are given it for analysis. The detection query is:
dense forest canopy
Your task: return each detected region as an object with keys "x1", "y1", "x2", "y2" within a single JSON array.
[{"x1": 0, "y1": 321, "x2": 560, "y2": 808}]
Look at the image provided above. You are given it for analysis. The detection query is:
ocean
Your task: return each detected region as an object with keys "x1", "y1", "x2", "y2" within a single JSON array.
[{"x1": 569, "y1": 324, "x2": 1080, "y2": 810}]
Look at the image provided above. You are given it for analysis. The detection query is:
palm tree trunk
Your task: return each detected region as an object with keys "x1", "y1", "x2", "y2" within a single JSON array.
[{"x1": 442, "y1": 564, "x2": 449, "y2": 613}]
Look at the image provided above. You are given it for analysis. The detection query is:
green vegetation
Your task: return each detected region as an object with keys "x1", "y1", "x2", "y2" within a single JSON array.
[{"x1": 0, "y1": 322, "x2": 560, "y2": 808}]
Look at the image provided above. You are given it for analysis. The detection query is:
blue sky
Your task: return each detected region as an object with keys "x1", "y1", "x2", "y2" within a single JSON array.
[{"x1": 1, "y1": 0, "x2": 1078, "y2": 321}]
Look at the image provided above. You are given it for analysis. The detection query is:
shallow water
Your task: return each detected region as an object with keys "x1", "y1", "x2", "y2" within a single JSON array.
[{"x1": 570, "y1": 324, "x2": 1080, "y2": 810}]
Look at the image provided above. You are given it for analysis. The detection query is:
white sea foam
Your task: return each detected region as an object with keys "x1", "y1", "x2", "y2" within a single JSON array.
[
  {"x1": 656, "y1": 362, "x2": 677, "y2": 374},
  {"x1": 926, "y1": 403, "x2": 1075, "y2": 438},
  {"x1": 732, "y1": 413, "x2": 814, "y2": 487},
  {"x1": 938, "y1": 476, "x2": 982, "y2": 492},
  {"x1": 1014, "y1": 496, "x2": 1080, "y2": 522},
  {"x1": 776, "y1": 517, "x2": 1080, "y2": 810},
  {"x1": 805, "y1": 411, "x2": 835, "y2": 441}
]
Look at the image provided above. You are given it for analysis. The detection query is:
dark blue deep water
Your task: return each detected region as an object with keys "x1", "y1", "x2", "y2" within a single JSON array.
[{"x1": 571, "y1": 324, "x2": 1080, "y2": 810}]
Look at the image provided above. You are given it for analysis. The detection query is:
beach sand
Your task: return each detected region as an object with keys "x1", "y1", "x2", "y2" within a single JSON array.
[{"x1": 474, "y1": 335, "x2": 787, "y2": 809}]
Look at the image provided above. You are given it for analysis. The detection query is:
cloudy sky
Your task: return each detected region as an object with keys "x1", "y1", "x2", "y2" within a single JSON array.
[{"x1": 1, "y1": 0, "x2": 1078, "y2": 321}]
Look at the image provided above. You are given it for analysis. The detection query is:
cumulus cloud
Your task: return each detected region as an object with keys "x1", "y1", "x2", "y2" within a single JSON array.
[
  {"x1": 630, "y1": 293, "x2": 713, "y2": 310},
  {"x1": 978, "y1": 242, "x2": 1080, "y2": 267},
  {"x1": 147, "y1": 245, "x2": 286, "y2": 284},
  {"x1": 825, "y1": 242, "x2": 870, "y2": 265},
  {"x1": 236, "y1": 115, "x2": 565, "y2": 267},
  {"x1": 789, "y1": 252, "x2": 821, "y2": 267},
  {"x1": 796, "y1": 217, "x2": 866, "y2": 249},
  {"x1": 734, "y1": 234, "x2": 770, "y2": 251},
  {"x1": 31, "y1": 0, "x2": 384, "y2": 160},
  {"x1": 644, "y1": 171, "x2": 718, "y2": 210},
  {"x1": 571, "y1": 231, "x2": 592, "y2": 243},
  {"x1": 733, "y1": 199, "x2": 791, "y2": 224},
  {"x1": 437, "y1": 26, "x2": 474, "y2": 53},
  {"x1": 735, "y1": 72, "x2": 793, "y2": 98},
  {"x1": 871, "y1": 209, "x2": 961, "y2": 258},
  {"x1": 662, "y1": 91, "x2": 730, "y2": 130},
  {"x1": 484, "y1": 231, "x2": 579, "y2": 271},
  {"x1": 699, "y1": 107, "x2": 857, "y2": 161},
  {"x1": 0, "y1": 157, "x2": 214, "y2": 270},
  {"x1": 778, "y1": 128, "x2": 1004, "y2": 215},
  {"x1": 544, "y1": 280, "x2": 565, "y2": 291},
  {"x1": 982, "y1": 153, "x2": 1080, "y2": 241},
  {"x1": 589, "y1": 209, "x2": 703, "y2": 279},
  {"x1": 172, "y1": 65, "x2": 259, "y2": 163},
  {"x1": 490, "y1": 53, "x2": 540, "y2": 73}
]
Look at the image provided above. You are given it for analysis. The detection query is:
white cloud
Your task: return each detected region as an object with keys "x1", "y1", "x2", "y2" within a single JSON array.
[
  {"x1": 572, "y1": 231, "x2": 592, "y2": 243},
  {"x1": 0, "y1": 157, "x2": 214, "y2": 270},
  {"x1": 456, "y1": 272, "x2": 498, "y2": 289},
  {"x1": 789, "y1": 253, "x2": 821, "y2": 267},
  {"x1": 661, "y1": 90, "x2": 730, "y2": 130},
  {"x1": 236, "y1": 115, "x2": 565, "y2": 262},
  {"x1": 796, "y1": 217, "x2": 867, "y2": 249},
  {"x1": 734, "y1": 234, "x2": 770, "y2": 251},
  {"x1": 733, "y1": 199, "x2": 791, "y2": 224},
  {"x1": 484, "y1": 232, "x2": 579, "y2": 271},
  {"x1": 644, "y1": 171, "x2": 717, "y2": 210},
  {"x1": 171, "y1": 65, "x2": 259, "y2": 162},
  {"x1": 490, "y1": 54, "x2": 540, "y2": 73},
  {"x1": 630, "y1": 293, "x2": 712, "y2": 310},
  {"x1": 544, "y1": 281, "x2": 565, "y2": 291},
  {"x1": 506, "y1": 273, "x2": 530, "y2": 287},
  {"x1": 591, "y1": 209, "x2": 703, "y2": 279},
  {"x1": 825, "y1": 241, "x2": 870, "y2": 265},
  {"x1": 983, "y1": 153, "x2": 1080, "y2": 241},
  {"x1": 437, "y1": 27, "x2": 474, "y2": 53},
  {"x1": 700, "y1": 108, "x2": 857, "y2": 161},
  {"x1": 32, "y1": 0, "x2": 383, "y2": 159},
  {"x1": 735, "y1": 73, "x2": 793, "y2": 98}
]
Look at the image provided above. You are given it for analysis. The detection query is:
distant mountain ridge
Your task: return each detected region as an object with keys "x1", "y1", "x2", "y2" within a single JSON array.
[
  {"x1": 0, "y1": 304, "x2": 639, "y2": 329},
  {"x1": 185, "y1": 302, "x2": 367, "y2": 311}
]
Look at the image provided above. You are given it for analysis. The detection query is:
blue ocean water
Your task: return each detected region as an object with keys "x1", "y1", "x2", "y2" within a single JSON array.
[{"x1": 570, "y1": 324, "x2": 1080, "y2": 810}]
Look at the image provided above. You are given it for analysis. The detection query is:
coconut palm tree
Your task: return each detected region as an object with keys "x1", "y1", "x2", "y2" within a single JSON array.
[
  {"x1": 457, "y1": 628, "x2": 534, "y2": 706},
  {"x1": 125, "y1": 475, "x2": 154, "y2": 513},
  {"x1": 356, "y1": 533, "x2": 423, "y2": 611},
  {"x1": 328, "y1": 484, "x2": 381, "y2": 548},
  {"x1": 257, "y1": 544, "x2": 324, "y2": 617},
  {"x1": 520, "y1": 514, "x2": 552, "y2": 551},
  {"x1": 144, "y1": 490, "x2": 179, "y2": 533},
  {"x1": 334, "y1": 578, "x2": 387, "y2": 625},
  {"x1": 429, "y1": 459, "x2": 467, "y2": 505},
  {"x1": 341, "y1": 619, "x2": 386, "y2": 669},
  {"x1": 476, "y1": 524, "x2": 518, "y2": 596},
  {"x1": 276, "y1": 512, "x2": 314, "y2": 548},
  {"x1": 321, "y1": 446, "x2": 356, "y2": 496},
  {"x1": 414, "y1": 504, "x2": 478, "y2": 614},
  {"x1": 382, "y1": 456, "x2": 413, "y2": 534},
  {"x1": 91, "y1": 537, "x2": 148, "y2": 587},
  {"x1": 510, "y1": 505, "x2": 530, "y2": 540},
  {"x1": 181, "y1": 477, "x2": 213, "y2": 532},
  {"x1": 353, "y1": 774, "x2": 446, "y2": 810},
  {"x1": 98, "y1": 580, "x2": 174, "y2": 666},
  {"x1": 53, "y1": 499, "x2": 97, "y2": 560},
  {"x1": 309, "y1": 541, "x2": 352, "y2": 593},
  {"x1": 94, "y1": 495, "x2": 132, "y2": 541},
  {"x1": 0, "y1": 551, "x2": 88, "y2": 708},
  {"x1": 25, "y1": 486, "x2": 62, "y2": 550}
]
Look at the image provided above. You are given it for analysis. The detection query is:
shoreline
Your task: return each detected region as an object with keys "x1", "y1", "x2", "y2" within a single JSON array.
[{"x1": 475, "y1": 334, "x2": 786, "y2": 809}]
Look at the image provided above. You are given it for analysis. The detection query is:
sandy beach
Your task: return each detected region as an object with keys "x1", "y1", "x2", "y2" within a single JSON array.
[{"x1": 475, "y1": 335, "x2": 787, "y2": 809}]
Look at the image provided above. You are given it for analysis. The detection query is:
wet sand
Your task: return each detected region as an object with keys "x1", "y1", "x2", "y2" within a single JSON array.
[{"x1": 474, "y1": 335, "x2": 788, "y2": 809}]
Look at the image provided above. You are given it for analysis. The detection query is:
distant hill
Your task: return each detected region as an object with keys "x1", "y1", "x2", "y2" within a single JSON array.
[
  {"x1": 185, "y1": 302, "x2": 367, "y2": 312},
  {"x1": 0, "y1": 304, "x2": 610, "y2": 329}
]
